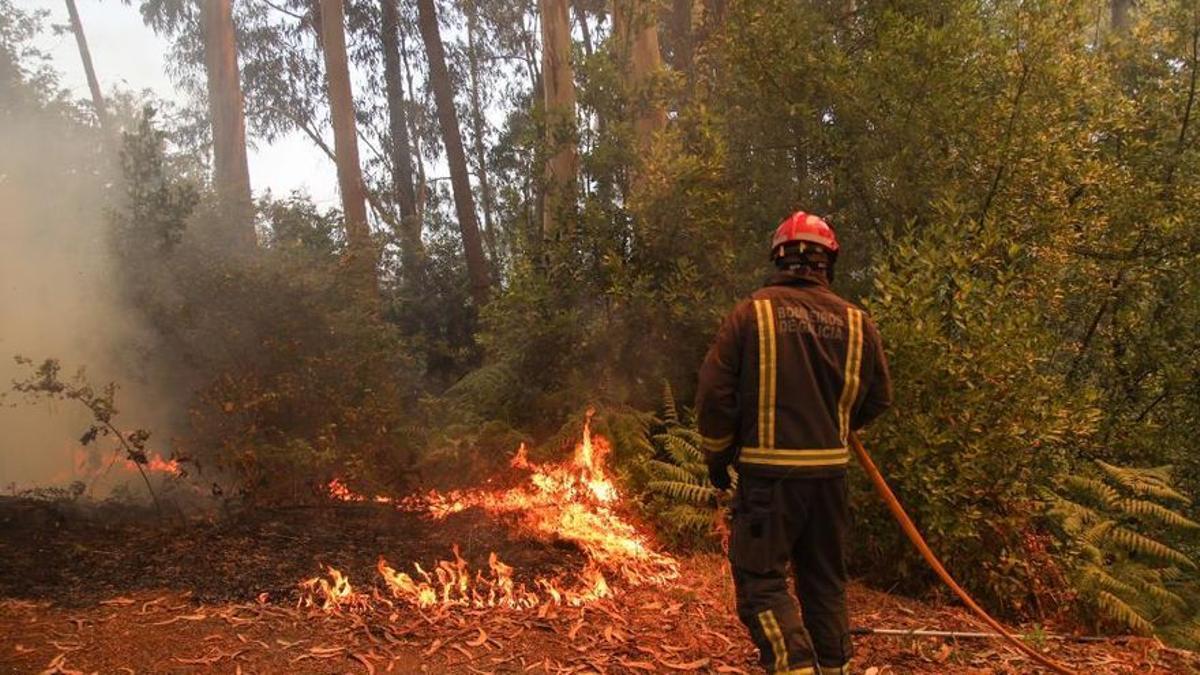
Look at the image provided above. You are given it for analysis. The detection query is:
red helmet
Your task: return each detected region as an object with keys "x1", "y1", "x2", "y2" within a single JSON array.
[{"x1": 771, "y1": 211, "x2": 839, "y2": 260}]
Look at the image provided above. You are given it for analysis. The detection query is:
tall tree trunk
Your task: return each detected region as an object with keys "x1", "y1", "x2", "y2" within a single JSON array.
[
  {"x1": 380, "y1": 0, "x2": 425, "y2": 278},
  {"x1": 613, "y1": 0, "x2": 666, "y2": 152},
  {"x1": 200, "y1": 0, "x2": 256, "y2": 248},
  {"x1": 1112, "y1": 0, "x2": 1134, "y2": 35},
  {"x1": 318, "y1": 0, "x2": 377, "y2": 293},
  {"x1": 575, "y1": 2, "x2": 594, "y2": 59},
  {"x1": 666, "y1": 0, "x2": 691, "y2": 73},
  {"x1": 415, "y1": 0, "x2": 491, "y2": 306},
  {"x1": 63, "y1": 0, "x2": 110, "y2": 134},
  {"x1": 464, "y1": 0, "x2": 498, "y2": 264},
  {"x1": 399, "y1": 30, "x2": 428, "y2": 217},
  {"x1": 539, "y1": 0, "x2": 578, "y2": 238}
]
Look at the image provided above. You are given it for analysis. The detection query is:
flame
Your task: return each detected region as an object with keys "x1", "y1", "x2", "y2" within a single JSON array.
[
  {"x1": 47, "y1": 447, "x2": 183, "y2": 487},
  {"x1": 299, "y1": 565, "x2": 368, "y2": 612},
  {"x1": 127, "y1": 453, "x2": 181, "y2": 476},
  {"x1": 300, "y1": 411, "x2": 677, "y2": 613}
]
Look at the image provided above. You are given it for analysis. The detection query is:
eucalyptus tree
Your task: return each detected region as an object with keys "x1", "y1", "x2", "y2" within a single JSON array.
[
  {"x1": 415, "y1": 0, "x2": 491, "y2": 305},
  {"x1": 380, "y1": 0, "x2": 424, "y2": 279},
  {"x1": 64, "y1": 0, "x2": 110, "y2": 134},
  {"x1": 200, "y1": 0, "x2": 255, "y2": 246},
  {"x1": 317, "y1": 0, "x2": 377, "y2": 293},
  {"x1": 538, "y1": 0, "x2": 577, "y2": 238},
  {"x1": 612, "y1": 0, "x2": 664, "y2": 152}
]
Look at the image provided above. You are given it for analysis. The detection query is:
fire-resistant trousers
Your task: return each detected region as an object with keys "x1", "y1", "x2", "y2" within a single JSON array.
[{"x1": 729, "y1": 473, "x2": 852, "y2": 674}]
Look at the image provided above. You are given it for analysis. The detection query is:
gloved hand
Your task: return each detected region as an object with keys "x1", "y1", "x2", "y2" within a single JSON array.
[{"x1": 708, "y1": 460, "x2": 733, "y2": 491}]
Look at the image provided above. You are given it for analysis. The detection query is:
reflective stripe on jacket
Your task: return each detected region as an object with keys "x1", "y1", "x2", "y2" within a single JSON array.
[{"x1": 696, "y1": 271, "x2": 892, "y2": 477}]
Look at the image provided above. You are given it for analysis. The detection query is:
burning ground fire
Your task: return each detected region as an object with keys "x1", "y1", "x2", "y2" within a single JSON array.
[
  {"x1": 46, "y1": 447, "x2": 183, "y2": 490},
  {"x1": 300, "y1": 413, "x2": 679, "y2": 612}
]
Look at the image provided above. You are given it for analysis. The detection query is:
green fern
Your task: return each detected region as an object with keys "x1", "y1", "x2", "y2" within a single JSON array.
[
  {"x1": 1106, "y1": 526, "x2": 1196, "y2": 569},
  {"x1": 664, "y1": 506, "x2": 715, "y2": 532},
  {"x1": 1095, "y1": 590, "x2": 1155, "y2": 635},
  {"x1": 1047, "y1": 460, "x2": 1200, "y2": 644},
  {"x1": 1097, "y1": 461, "x2": 1191, "y2": 505},
  {"x1": 645, "y1": 458, "x2": 700, "y2": 484},
  {"x1": 629, "y1": 386, "x2": 728, "y2": 549},
  {"x1": 661, "y1": 380, "x2": 679, "y2": 426},
  {"x1": 1079, "y1": 564, "x2": 1141, "y2": 599},
  {"x1": 1137, "y1": 577, "x2": 1188, "y2": 611},
  {"x1": 1116, "y1": 498, "x2": 1200, "y2": 530},
  {"x1": 648, "y1": 480, "x2": 718, "y2": 505},
  {"x1": 1064, "y1": 475, "x2": 1120, "y2": 508},
  {"x1": 654, "y1": 431, "x2": 705, "y2": 471}
]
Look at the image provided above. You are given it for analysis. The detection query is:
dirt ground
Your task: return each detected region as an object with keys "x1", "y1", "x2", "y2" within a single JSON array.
[{"x1": 0, "y1": 497, "x2": 1196, "y2": 674}]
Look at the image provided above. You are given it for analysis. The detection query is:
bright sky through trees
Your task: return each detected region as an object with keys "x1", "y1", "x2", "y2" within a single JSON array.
[{"x1": 27, "y1": 0, "x2": 339, "y2": 206}]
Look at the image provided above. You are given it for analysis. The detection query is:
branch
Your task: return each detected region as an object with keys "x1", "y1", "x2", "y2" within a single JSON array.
[
  {"x1": 977, "y1": 61, "x2": 1032, "y2": 228},
  {"x1": 273, "y1": 107, "x2": 407, "y2": 237},
  {"x1": 251, "y1": 0, "x2": 308, "y2": 22},
  {"x1": 1166, "y1": 12, "x2": 1200, "y2": 185}
]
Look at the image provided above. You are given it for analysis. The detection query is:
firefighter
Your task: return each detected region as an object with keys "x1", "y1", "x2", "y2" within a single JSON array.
[{"x1": 696, "y1": 211, "x2": 892, "y2": 674}]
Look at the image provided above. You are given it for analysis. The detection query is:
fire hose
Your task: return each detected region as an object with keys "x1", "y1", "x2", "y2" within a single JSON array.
[{"x1": 848, "y1": 432, "x2": 1076, "y2": 675}]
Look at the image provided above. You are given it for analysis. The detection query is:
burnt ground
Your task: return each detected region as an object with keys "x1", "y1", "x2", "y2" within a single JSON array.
[
  {"x1": 0, "y1": 497, "x2": 1197, "y2": 674},
  {"x1": 0, "y1": 496, "x2": 585, "y2": 606}
]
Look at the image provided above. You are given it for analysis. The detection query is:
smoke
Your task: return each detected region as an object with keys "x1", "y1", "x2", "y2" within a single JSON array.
[{"x1": 0, "y1": 103, "x2": 177, "y2": 494}]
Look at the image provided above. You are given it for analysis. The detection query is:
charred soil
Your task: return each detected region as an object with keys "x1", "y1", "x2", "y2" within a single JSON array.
[
  {"x1": 0, "y1": 498, "x2": 1196, "y2": 673},
  {"x1": 0, "y1": 496, "x2": 585, "y2": 607}
]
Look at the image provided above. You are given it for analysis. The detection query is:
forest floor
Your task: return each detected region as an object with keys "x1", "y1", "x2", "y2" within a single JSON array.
[{"x1": 0, "y1": 497, "x2": 1196, "y2": 674}]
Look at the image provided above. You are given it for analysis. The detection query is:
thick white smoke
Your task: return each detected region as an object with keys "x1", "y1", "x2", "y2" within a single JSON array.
[{"x1": 0, "y1": 102, "x2": 175, "y2": 494}]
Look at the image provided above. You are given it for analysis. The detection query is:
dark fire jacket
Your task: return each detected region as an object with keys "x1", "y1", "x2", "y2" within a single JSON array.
[{"x1": 696, "y1": 271, "x2": 892, "y2": 478}]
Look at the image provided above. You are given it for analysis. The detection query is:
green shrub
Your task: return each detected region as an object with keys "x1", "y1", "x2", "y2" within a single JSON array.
[
  {"x1": 109, "y1": 111, "x2": 421, "y2": 501},
  {"x1": 853, "y1": 212, "x2": 1094, "y2": 616}
]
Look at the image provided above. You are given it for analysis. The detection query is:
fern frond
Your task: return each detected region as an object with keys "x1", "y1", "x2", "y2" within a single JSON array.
[
  {"x1": 1105, "y1": 526, "x2": 1197, "y2": 569},
  {"x1": 1138, "y1": 578, "x2": 1188, "y2": 612},
  {"x1": 1045, "y1": 493, "x2": 1104, "y2": 534},
  {"x1": 670, "y1": 426, "x2": 704, "y2": 448},
  {"x1": 655, "y1": 433, "x2": 704, "y2": 468},
  {"x1": 1081, "y1": 519, "x2": 1117, "y2": 546},
  {"x1": 630, "y1": 435, "x2": 657, "y2": 458},
  {"x1": 1078, "y1": 541, "x2": 1105, "y2": 564},
  {"x1": 1078, "y1": 564, "x2": 1140, "y2": 599},
  {"x1": 645, "y1": 459, "x2": 700, "y2": 485},
  {"x1": 1064, "y1": 475, "x2": 1120, "y2": 508},
  {"x1": 648, "y1": 480, "x2": 717, "y2": 505},
  {"x1": 1139, "y1": 465, "x2": 1176, "y2": 484},
  {"x1": 1116, "y1": 498, "x2": 1200, "y2": 530},
  {"x1": 1097, "y1": 461, "x2": 1192, "y2": 504},
  {"x1": 663, "y1": 506, "x2": 715, "y2": 532},
  {"x1": 661, "y1": 381, "x2": 679, "y2": 426},
  {"x1": 1095, "y1": 590, "x2": 1155, "y2": 635}
]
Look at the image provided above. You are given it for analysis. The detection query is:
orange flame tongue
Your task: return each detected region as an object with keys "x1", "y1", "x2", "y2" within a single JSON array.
[
  {"x1": 416, "y1": 412, "x2": 677, "y2": 586},
  {"x1": 303, "y1": 412, "x2": 677, "y2": 612},
  {"x1": 299, "y1": 565, "x2": 368, "y2": 612}
]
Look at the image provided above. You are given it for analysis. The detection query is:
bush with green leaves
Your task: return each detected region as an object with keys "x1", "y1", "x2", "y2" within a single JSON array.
[
  {"x1": 1046, "y1": 461, "x2": 1200, "y2": 645},
  {"x1": 108, "y1": 110, "x2": 421, "y2": 501}
]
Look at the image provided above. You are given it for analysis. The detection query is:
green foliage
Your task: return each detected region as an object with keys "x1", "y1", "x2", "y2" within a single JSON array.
[
  {"x1": 108, "y1": 112, "x2": 420, "y2": 501},
  {"x1": 612, "y1": 383, "x2": 724, "y2": 550},
  {"x1": 854, "y1": 210, "x2": 1090, "y2": 614},
  {"x1": 1047, "y1": 461, "x2": 1200, "y2": 644}
]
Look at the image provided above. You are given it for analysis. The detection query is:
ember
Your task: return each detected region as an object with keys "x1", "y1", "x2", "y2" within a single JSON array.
[{"x1": 300, "y1": 412, "x2": 677, "y2": 612}]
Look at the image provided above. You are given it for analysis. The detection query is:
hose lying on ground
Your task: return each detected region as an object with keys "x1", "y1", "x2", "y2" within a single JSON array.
[
  {"x1": 851, "y1": 627, "x2": 1112, "y2": 644},
  {"x1": 849, "y1": 432, "x2": 1076, "y2": 675}
]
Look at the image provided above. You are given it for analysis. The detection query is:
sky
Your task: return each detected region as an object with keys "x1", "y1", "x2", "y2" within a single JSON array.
[{"x1": 27, "y1": 0, "x2": 341, "y2": 207}]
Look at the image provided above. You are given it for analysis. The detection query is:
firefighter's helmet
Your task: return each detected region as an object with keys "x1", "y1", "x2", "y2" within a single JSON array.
[{"x1": 771, "y1": 211, "x2": 839, "y2": 260}]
